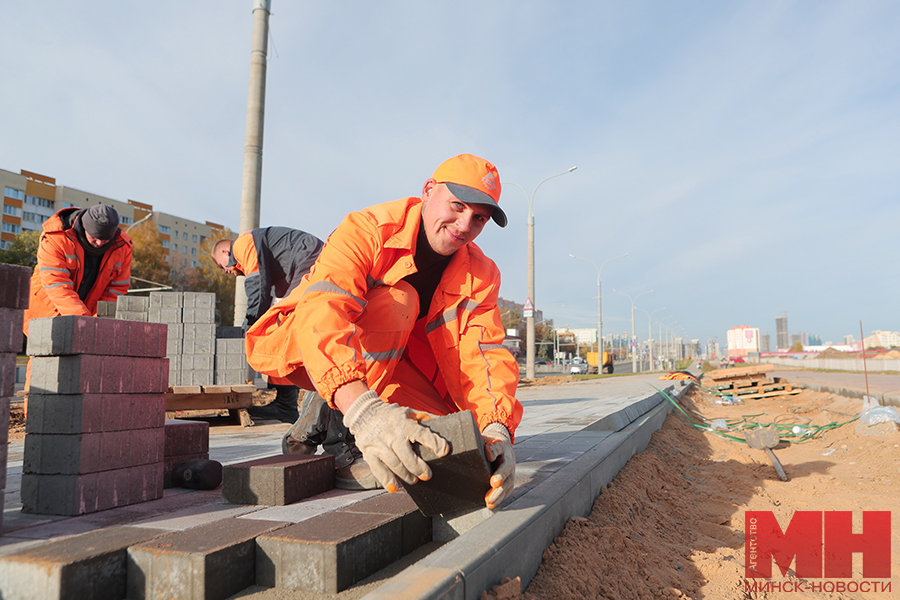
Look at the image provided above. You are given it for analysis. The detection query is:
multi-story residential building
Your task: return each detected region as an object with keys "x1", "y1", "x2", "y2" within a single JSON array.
[
  {"x1": 864, "y1": 330, "x2": 900, "y2": 349},
  {"x1": 726, "y1": 325, "x2": 760, "y2": 358},
  {"x1": 1, "y1": 167, "x2": 224, "y2": 269},
  {"x1": 775, "y1": 315, "x2": 788, "y2": 350}
]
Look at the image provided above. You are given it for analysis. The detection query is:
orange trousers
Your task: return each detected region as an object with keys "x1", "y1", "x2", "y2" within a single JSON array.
[{"x1": 271, "y1": 282, "x2": 457, "y2": 417}]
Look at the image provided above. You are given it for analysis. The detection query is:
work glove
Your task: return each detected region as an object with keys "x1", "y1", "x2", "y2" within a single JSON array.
[
  {"x1": 482, "y1": 423, "x2": 516, "y2": 510},
  {"x1": 342, "y1": 391, "x2": 449, "y2": 493}
]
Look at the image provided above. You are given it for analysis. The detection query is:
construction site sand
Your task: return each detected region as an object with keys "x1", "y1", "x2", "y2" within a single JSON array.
[{"x1": 486, "y1": 387, "x2": 900, "y2": 600}]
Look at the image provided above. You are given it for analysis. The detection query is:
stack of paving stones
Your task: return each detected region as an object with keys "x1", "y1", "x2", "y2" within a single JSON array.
[
  {"x1": 147, "y1": 291, "x2": 216, "y2": 386},
  {"x1": 162, "y1": 419, "x2": 210, "y2": 488},
  {"x1": 214, "y1": 325, "x2": 249, "y2": 385},
  {"x1": 0, "y1": 263, "x2": 31, "y2": 532},
  {"x1": 22, "y1": 315, "x2": 168, "y2": 515}
]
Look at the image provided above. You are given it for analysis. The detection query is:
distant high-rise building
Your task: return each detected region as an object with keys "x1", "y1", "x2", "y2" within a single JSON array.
[
  {"x1": 844, "y1": 334, "x2": 855, "y2": 345},
  {"x1": 726, "y1": 325, "x2": 759, "y2": 358},
  {"x1": 808, "y1": 334, "x2": 822, "y2": 346},
  {"x1": 790, "y1": 334, "x2": 801, "y2": 348},
  {"x1": 760, "y1": 334, "x2": 771, "y2": 353},
  {"x1": 776, "y1": 316, "x2": 788, "y2": 350}
]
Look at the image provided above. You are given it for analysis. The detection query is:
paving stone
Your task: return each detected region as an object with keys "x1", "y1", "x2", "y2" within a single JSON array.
[
  {"x1": 116, "y1": 310, "x2": 148, "y2": 321},
  {"x1": 0, "y1": 307, "x2": 24, "y2": 353},
  {"x1": 339, "y1": 491, "x2": 432, "y2": 555},
  {"x1": 0, "y1": 262, "x2": 30, "y2": 309},
  {"x1": 116, "y1": 295, "x2": 149, "y2": 313},
  {"x1": 215, "y1": 353, "x2": 247, "y2": 371},
  {"x1": 148, "y1": 306, "x2": 182, "y2": 324},
  {"x1": 183, "y1": 338, "x2": 214, "y2": 355},
  {"x1": 23, "y1": 428, "x2": 163, "y2": 474},
  {"x1": 216, "y1": 326, "x2": 244, "y2": 339},
  {"x1": 149, "y1": 291, "x2": 183, "y2": 309},
  {"x1": 183, "y1": 323, "x2": 215, "y2": 341},
  {"x1": 214, "y1": 369, "x2": 247, "y2": 385},
  {"x1": 0, "y1": 525, "x2": 169, "y2": 600},
  {"x1": 24, "y1": 393, "x2": 163, "y2": 434},
  {"x1": 222, "y1": 455, "x2": 335, "y2": 506},
  {"x1": 0, "y1": 352, "x2": 15, "y2": 397},
  {"x1": 166, "y1": 337, "x2": 183, "y2": 355},
  {"x1": 130, "y1": 357, "x2": 169, "y2": 393},
  {"x1": 401, "y1": 410, "x2": 493, "y2": 516},
  {"x1": 164, "y1": 419, "x2": 210, "y2": 456},
  {"x1": 26, "y1": 315, "x2": 97, "y2": 356},
  {"x1": 166, "y1": 323, "x2": 184, "y2": 340},
  {"x1": 181, "y1": 353, "x2": 214, "y2": 371},
  {"x1": 0, "y1": 395, "x2": 10, "y2": 446},
  {"x1": 181, "y1": 369, "x2": 214, "y2": 386},
  {"x1": 127, "y1": 518, "x2": 288, "y2": 600},
  {"x1": 183, "y1": 291, "x2": 215, "y2": 309},
  {"x1": 29, "y1": 355, "x2": 102, "y2": 395},
  {"x1": 216, "y1": 337, "x2": 246, "y2": 354},
  {"x1": 126, "y1": 321, "x2": 167, "y2": 358},
  {"x1": 182, "y1": 307, "x2": 215, "y2": 324},
  {"x1": 255, "y1": 510, "x2": 403, "y2": 593},
  {"x1": 21, "y1": 463, "x2": 163, "y2": 516}
]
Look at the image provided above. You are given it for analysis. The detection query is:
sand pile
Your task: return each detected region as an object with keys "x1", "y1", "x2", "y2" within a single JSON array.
[{"x1": 485, "y1": 386, "x2": 899, "y2": 599}]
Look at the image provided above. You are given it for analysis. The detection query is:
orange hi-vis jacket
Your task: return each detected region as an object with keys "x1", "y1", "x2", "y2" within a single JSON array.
[
  {"x1": 246, "y1": 196, "x2": 523, "y2": 437},
  {"x1": 23, "y1": 207, "x2": 133, "y2": 334}
]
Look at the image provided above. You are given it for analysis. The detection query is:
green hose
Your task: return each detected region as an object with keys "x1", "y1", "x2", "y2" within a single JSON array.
[{"x1": 653, "y1": 384, "x2": 858, "y2": 444}]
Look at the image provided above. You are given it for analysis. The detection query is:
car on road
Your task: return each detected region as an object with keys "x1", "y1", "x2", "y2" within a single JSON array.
[{"x1": 570, "y1": 363, "x2": 588, "y2": 375}]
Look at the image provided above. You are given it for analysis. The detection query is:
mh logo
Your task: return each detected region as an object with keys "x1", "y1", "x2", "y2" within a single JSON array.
[{"x1": 745, "y1": 511, "x2": 891, "y2": 578}]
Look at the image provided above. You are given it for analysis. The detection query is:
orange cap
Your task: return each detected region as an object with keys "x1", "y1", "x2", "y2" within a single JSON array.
[{"x1": 432, "y1": 154, "x2": 506, "y2": 227}]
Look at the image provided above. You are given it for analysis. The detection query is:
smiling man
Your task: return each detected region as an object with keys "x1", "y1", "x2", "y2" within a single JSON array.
[{"x1": 245, "y1": 154, "x2": 523, "y2": 509}]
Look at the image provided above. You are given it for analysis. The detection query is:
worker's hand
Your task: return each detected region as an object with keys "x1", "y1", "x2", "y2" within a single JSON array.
[
  {"x1": 482, "y1": 423, "x2": 516, "y2": 510},
  {"x1": 342, "y1": 391, "x2": 449, "y2": 492}
]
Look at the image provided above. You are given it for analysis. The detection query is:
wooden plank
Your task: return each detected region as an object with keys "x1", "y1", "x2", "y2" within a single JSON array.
[
  {"x1": 742, "y1": 388, "x2": 802, "y2": 400},
  {"x1": 165, "y1": 390, "x2": 253, "y2": 411},
  {"x1": 706, "y1": 364, "x2": 773, "y2": 381}
]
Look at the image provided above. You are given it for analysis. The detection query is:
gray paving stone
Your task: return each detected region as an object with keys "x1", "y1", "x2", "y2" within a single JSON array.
[
  {"x1": 401, "y1": 410, "x2": 493, "y2": 516},
  {"x1": 0, "y1": 525, "x2": 168, "y2": 600},
  {"x1": 222, "y1": 455, "x2": 334, "y2": 506},
  {"x1": 127, "y1": 518, "x2": 288, "y2": 600},
  {"x1": 149, "y1": 291, "x2": 183, "y2": 309},
  {"x1": 256, "y1": 511, "x2": 404, "y2": 593}
]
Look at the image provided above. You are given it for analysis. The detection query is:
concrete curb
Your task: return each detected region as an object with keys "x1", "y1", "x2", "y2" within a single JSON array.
[
  {"x1": 797, "y1": 383, "x2": 900, "y2": 409},
  {"x1": 362, "y1": 383, "x2": 691, "y2": 600}
]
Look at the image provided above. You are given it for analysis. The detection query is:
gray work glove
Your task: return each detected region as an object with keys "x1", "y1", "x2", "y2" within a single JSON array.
[
  {"x1": 342, "y1": 391, "x2": 449, "y2": 493},
  {"x1": 482, "y1": 423, "x2": 516, "y2": 509}
]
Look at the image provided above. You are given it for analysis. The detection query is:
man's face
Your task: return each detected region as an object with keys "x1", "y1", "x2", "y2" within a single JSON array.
[
  {"x1": 213, "y1": 250, "x2": 236, "y2": 274},
  {"x1": 84, "y1": 231, "x2": 110, "y2": 248},
  {"x1": 421, "y1": 180, "x2": 492, "y2": 256}
]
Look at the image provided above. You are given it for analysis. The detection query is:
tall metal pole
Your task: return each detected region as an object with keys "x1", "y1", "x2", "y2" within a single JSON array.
[
  {"x1": 234, "y1": 0, "x2": 271, "y2": 326},
  {"x1": 504, "y1": 166, "x2": 577, "y2": 379},
  {"x1": 570, "y1": 253, "x2": 627, "y2": 372},
  {"x1": 614, "y1": 289, "x2": 653, "y2": 374}
]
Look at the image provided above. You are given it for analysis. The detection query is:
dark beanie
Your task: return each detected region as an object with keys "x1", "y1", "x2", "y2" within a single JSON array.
[{"x1": 82, "y1": 205, "x2": 120, "y2": 239}]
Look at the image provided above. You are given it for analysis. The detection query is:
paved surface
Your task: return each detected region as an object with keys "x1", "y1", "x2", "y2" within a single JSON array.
[{"x1": 0, "y1": 373, "x2": 690, "y2": 599}]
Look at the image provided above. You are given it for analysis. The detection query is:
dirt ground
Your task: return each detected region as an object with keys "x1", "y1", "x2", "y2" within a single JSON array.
[{"x1": 485, "y1": 385, "x2": 899, "y2": 600}]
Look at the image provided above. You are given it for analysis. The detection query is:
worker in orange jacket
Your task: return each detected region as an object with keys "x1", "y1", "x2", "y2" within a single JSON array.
[
  {"x1": 23, "y1": 204, "x2": 132, "y2": 396},
  {"x1": 246, "y1": 154, "x2": 522, "y2": 509},
  {"x1": 212, "y1": 227, "x2": 324, "y2": 423},
  {"x1": 24, "y1": 204, "x2": 132, "y2": 334}
]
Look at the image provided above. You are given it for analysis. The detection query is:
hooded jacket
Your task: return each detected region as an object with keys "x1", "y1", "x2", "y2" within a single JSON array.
[
  {"x1": 245, "y1": 196, "x2": 522, "y2": 436},
  {"x1": 23, "y1": 207, "x2": 133, "y2": 334}
]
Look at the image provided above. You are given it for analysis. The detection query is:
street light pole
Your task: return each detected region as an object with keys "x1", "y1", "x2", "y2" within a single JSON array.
[
  {"x1": 636, "y1": 307, "x2": 666, "y2": 371},
  {"x1": 570, "y1": 253, "x2": 627, "y2": 372},
  {"x1": 504, "y1": 166, "x2": 577, "y2": 379},
  {"x1": 613, "y1": 289, "x2": 653, "y2": 373}
]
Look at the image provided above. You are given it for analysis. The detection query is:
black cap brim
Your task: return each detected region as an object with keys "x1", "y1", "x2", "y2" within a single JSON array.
[{"x1": 444, "y1": 182, "x2": 508, "y2": 227}]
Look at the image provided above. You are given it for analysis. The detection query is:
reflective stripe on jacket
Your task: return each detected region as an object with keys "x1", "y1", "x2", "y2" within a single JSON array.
[
  {"x1": 23, "y1": 207, "x2": 133, "y2": 334},
  {"x1": 245, "y1": 197, "x2": 522, "y2": 436}
]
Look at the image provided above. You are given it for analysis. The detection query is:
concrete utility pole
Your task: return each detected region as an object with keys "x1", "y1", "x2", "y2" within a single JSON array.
[{"x1": 234, "y1": 0, "x2": 271, "y2": 326}]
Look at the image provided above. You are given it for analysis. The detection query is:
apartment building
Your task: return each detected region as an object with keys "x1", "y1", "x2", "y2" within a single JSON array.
[{"x1": 1, "y1": 167, "x2": 224, "y2": 268}]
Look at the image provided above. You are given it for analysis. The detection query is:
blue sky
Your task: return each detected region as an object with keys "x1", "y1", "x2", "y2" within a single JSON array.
[{"x1": 3, "y1": 1, "x2": 898, "y2": 348}]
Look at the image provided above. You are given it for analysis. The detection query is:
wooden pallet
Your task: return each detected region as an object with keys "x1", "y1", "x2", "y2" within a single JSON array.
[
  {"x1": 166, "y1": 384, "x2": 257, "y2": 427},
  {"x1": 740, "y1": 387, "x2": 803, "y2": 400}
]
